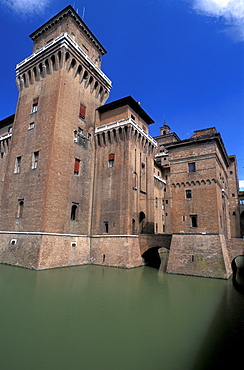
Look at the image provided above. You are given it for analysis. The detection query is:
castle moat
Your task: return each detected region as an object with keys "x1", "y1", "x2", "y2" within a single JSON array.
[{"x1": 1, "y1": 263, "x2": 243, "y2": 370}]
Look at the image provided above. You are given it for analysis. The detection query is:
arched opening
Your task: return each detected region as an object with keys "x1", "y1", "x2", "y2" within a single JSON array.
[
  {"x1": 142, "y1": 247, "x2": 161, "y2": 269},
  {"x1": 139, "y1": 211, "x2": 146, "y2": 234},
  {"x1": 240, "y1": 211, "x2": 244, "y2": 237},
  {"x1": 70, "y1": 203, "x2": 78, "y2": 221},
  {"x1": 51, "y1": 55, "x2": 57, "y2": 71},
  {"x1": 232, "y1": 255, "x2": 244, "y2": 292}
]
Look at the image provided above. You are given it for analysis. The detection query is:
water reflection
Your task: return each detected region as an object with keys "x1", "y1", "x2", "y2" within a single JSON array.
[{"x1": 0, "y1": 264, "x2": 242, "y2": 370}]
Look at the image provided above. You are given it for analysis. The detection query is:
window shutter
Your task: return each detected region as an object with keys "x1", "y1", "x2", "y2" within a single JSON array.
[
  {"x1": 74, "y1": 158, "x2": 80, "y2": 174},
  {"x1": 109, "y1": 154, "x2": 115, "y2": 161},
  {"x1": 79, "y1": 104, "x2": 86, "y2": 119}
]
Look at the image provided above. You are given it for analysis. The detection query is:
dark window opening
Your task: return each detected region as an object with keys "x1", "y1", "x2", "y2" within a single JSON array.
[
  {"x1": 186, "y1": 189, "x2": 192, "y2": 199},
  {"x1": 104, "y1": 221, "x2": 108, "y2": 233},
  {"x1": 190, "y1": 215, "x2": 198, "y2": 227},
  {"x1": 17, "y1": 199, "x2": 24, "y2": 219},
  {"x1": 188, "y1": 162, "x2": 196, "y2": 173},
  {"x1": 29, "y1": 122, "x2": 35, "y2": 130},
  {"x1": 71, "y1": 203, "x2": 78, "y2": 220}
]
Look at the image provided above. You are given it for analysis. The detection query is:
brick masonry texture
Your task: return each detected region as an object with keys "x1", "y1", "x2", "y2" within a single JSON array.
[{"x1": 0, "y1": 6, "x2": 243, "y2": 278}]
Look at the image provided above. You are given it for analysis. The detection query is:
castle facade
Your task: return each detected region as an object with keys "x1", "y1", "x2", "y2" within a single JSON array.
[{"x1": 0, "y1": 6, "x2": 242, "y2": 278}]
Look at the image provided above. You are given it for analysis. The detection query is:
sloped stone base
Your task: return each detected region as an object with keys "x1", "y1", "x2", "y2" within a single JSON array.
[
  {"x1": 0, "y1": 232, "x2": 143, "y2": 270},
  {"x1": 167, "y1": 234, "x2": 232, "y2": 279}
]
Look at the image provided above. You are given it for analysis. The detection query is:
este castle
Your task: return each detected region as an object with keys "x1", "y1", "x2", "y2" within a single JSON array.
[{"x1": 0, "y1": 6, "x2": 243, "y2": 279}]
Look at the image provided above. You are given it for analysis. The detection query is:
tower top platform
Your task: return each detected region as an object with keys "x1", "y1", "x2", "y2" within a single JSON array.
[{"x1": 29, "y1": 5, "x2": 107, "y2": 56}]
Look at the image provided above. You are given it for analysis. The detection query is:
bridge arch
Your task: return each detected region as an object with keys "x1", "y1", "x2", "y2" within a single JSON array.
[{"x1": 231, "y1": 255, "x2": 244, "y2": 292}]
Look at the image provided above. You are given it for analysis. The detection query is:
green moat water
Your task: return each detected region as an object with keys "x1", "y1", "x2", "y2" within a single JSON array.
[{"x1": 0, "y1": 263, "x2": 243, "y2": 370}]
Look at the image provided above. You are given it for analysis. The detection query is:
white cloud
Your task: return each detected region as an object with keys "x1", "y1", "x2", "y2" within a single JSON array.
[
  {"x1": 190, "y1": 0, "x2": 244, "y2": 41},
  {"x1": 239, "y1": 180, "x2": 244, "y2": 190},
  {"x1": 1, "y1": 0, "x2": 51, "y2": 16}
]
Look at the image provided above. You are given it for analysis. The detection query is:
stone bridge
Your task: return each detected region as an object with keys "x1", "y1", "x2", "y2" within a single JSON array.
[{"x1": 138, "y1": 234, "x2": 172, "y2": 255}]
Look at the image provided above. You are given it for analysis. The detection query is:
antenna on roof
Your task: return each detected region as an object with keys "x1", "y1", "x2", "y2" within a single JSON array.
[{"x1": 82, "y1": 7, "x2": 85, "y2": 20}]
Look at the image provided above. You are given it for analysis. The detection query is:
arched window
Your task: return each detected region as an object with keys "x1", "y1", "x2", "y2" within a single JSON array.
[
  {"x1": 139, "y1": 211, "x2": 146, "y2": 234},
  {"x1": 17, "y1": 199, "x2": 24, "y2": 218},
  {"x1": 71, "y1": 203, "x2": 78, "y2": 220}
]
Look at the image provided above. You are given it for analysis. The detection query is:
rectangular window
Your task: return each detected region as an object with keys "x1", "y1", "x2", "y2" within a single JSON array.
[
  {"x1": 155, "y1": 197, "x2": 158, "y2": 208},
  {"x1": 14, "y1": 156, "x2": 21, "y2": 173},
  {"x1": 108, "y1": 154, "x2": 115, "y2": 168},
  {"x1": 17, "y1": 199, "x2": 24, "y2": 218},
  {"x1": 28, "y1": 122, "x2": 35, "y2": 130},
  {"x1": 79, "y1": 103, "x2": 86, "y2": 119},
  {"x1": 186, "y1": 189, "x2": 192, "y2": 199},
  {"x1": 32, "y1": 97, "x2": 39, "y2": 113},
  {"x1": 32, "y1": 151, "x2": 39, "y2": 169},
  {"x1": 188, "y1": 162, "x2": 196, "y2": 173},
  {"x1": 190, "y1": 215, "x2": 198, "y2": 227},
  {"x1": 74, "y1": 158, "x2": 80, "y2": 175},
  {"x1": 71, "y1": 203, "x2": 79, "y2": 221}
]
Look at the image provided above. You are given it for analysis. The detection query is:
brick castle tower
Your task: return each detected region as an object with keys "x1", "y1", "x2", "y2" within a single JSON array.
[{"x1": 0, "y1": 6, "x2": 242, "y2": 276}]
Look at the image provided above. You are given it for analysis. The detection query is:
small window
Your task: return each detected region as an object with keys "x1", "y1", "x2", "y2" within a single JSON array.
[
  {"x1": 186, "y1": 190, "x2": 192, "y2": 199},
  {"x1": 108, "y1": 153, "x2": 115, "y2": 168},
  {"x1": 155, "y1": 197, "x2": 158, "y2": 208},
  {"x1": 232, "y1": 212, "x2": 236, "y2": 215},
  {"x1": 230, "y1": 171, "x2": 233, "y2": 175},
  {"x1": 155, "y1": 223, "x2": 158, "y2": 233},
  {"x1": 17, "y1": 199, "x2": 24, "y2": 218},
  {"x1": 188, "y1": 162, "x2": 196, "y2": 173},
  {"x1": 74, "y1": 158, "x2": 80, "y2": 175},
  {"x1": 32, "y1": 151, "x2": 39, "y2": 169},
  {"x1": 190, "y1": 215, "x2": 198, "y2": 227},
  {"x1": 71, "y1": 203, "x2": 78, "y2": 221},
  {"x1": 32, "y1": 98, "x2": 39, "y2": 113},
  {"x1": 79, "y1": 103, "x2": 86, "y2": 119},
  {"x1": 14, "y1": 156, "x2": 21, "y2": 173},
  {"x1": 28, "y1": 122, "x2": 35, "y2": 130},
  {"x1": 232, "y1": 193, "x2": 235, "y2": 197},
  {"x1": 104, "y1": 221, "x2": 109, "y2": 233},
  {"x1": 141, "y1": 163, "x2": 145, "y2": 173}
]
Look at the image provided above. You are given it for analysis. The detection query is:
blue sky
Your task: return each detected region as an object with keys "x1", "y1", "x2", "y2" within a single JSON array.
[{"x1": 0, "y1": 0, "x2": 243, "y2": 186}]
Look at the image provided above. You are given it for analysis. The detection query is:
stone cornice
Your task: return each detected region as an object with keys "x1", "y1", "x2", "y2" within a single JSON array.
[
  {"x1": 16, "y1": 32, "x2": 112, "y2": 88},
  {"x1": 95, "y1": 117, "x2": 157, "y2": 147}
]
